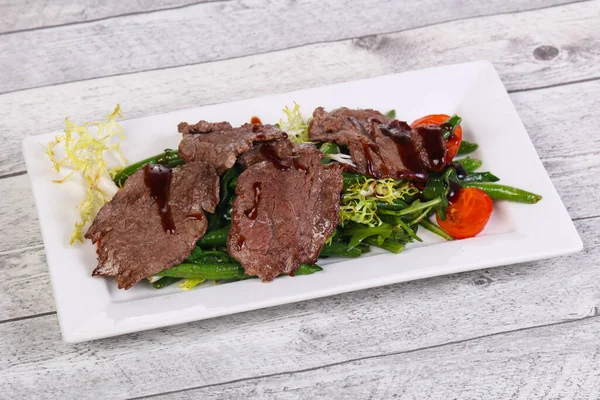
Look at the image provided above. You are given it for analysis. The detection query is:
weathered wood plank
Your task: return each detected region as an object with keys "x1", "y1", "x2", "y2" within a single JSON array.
[
  {"x1": 511, "y1": 80, "x2": 600, "y2": 221},
  {"x1": 0, "y1": 174, "x2": 41, "y2": 253},
  {"x1": 0, "y1": 217, "x2": 597, "y2": 398},
  {"x1": 0, "y1": 0, "x2": 207, "y2": 34},
  {"x1": 0, "y1": 245, "x2": 52, "y2": 321},
  {"x1": 152, "y1": 316, "x2": 600, "y2": 400},
  {"x1": 0, "y1": 0, "x2": 587, "y2": 93},
  {"x1": 1, "y1": 1, "x2": 599, "y2": 176}
]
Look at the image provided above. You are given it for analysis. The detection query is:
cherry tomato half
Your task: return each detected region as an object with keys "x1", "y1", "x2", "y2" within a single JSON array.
[
  {"x1": 436, "y1": 187, "x2": 493, "y2": 239},
  {"x1": 411, "y1": 114, "x2": 462, "y2": 162}
]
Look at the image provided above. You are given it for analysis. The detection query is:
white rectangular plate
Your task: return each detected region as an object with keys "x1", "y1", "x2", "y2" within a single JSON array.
[{"x1": 23, "y1": 61, "x2": 582, "y2": 343}]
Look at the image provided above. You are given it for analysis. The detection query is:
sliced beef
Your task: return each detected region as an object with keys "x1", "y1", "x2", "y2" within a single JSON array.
[
  {"x1": 308, "y1": 107, "x2": 448, "y2": 180},
  {"x1": 178, "y1": 120, "x2": 288, "y2": 174},
  {"x1": 85, "y1": 161, "x2": 219, "y2": 289},
  {"x1": 237, "y1": 139, "x2": 295, "y2": 169},
  {"x1": 228, "y1": 145, "x2": 343, "y2": 281}
]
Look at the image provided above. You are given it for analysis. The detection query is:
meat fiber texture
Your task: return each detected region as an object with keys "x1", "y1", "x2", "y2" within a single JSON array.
[
  {"x1": 178, "y1": 120, "x2": 288, "y2": 174},
  {"x1": 309, "y1": 107, "x2": 447, "y2": 180},
  {"x1": 228, "y1": 144, "x2": 343, "y2": 281},
  {"x1": 85, "y1": 161, "x2": 219, "y2": 289}
]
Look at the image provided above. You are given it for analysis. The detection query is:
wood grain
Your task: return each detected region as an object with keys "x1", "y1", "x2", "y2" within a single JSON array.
[
  {"x1": 1, "y1": 1, "x2": 598, "y2": 176},
  {"x1": 0, "y1": 0, "x2": 208, "y2": 34},
  {"x1": 152, "y1": 316, "x2": 600, "y2": 400},
  {"x1": 0, "y1": 245, "x2": 52, "y2": 321},
  {"x1": 0, "y1": 0, "x2": 586, "y2": 93},
  {"x1": 1, "y1": 2, "x2": 598, "y2": 398},
  {"x1": 0, "y1": 174, "x2": 41, "y2": 253},
  {"x1": 0, "y1": 217, "x2": 597, "y2": 398}
]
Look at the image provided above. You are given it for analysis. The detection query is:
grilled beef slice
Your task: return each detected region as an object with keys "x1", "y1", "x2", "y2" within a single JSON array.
[
  {"x1": 228, "y1": 145, "x2": 343, "y2": 281},
  {"x1": 237, "y1": 139, "x2": 295, "y2": 169},
  {"x1": 308, "y1": 107, "x2": 448, "y2": 180},
  {"x1": 178, "y1": 120, "x2": 288, "y2": 174},
  {"x1": 85, "y1": 161, "x2": 219, "y2": 289}
]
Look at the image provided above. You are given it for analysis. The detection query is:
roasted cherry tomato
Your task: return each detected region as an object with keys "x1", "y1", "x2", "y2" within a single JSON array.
[
  {"x1": 436, "y1": 187, "x2": 493, "y2": 239},
  {"x1": 411, "y1": 114, "x2": 462, "y2": 162}
]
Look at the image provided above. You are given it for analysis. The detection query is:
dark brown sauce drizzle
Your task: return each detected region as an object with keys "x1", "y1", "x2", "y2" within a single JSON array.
[
  {"x1": 451, "y1": 162, "x2": 468, "y2": 180},
  {"x1": 415, "y1": 125, "x2": 447, "y2": 172},
  {"x1": 144, "y1": 164, "x2": 175, "y2": 234},
  {"x1": 259, "y1": 146, "x2": 290, "y2": 170},
  {"x1": 250, "y1": 116, "x2": 262, "y2": 125},
  {"x1": 378, "y1": 124, "x2": 427, "y2": 181},
  {"x1": 244, "y1": 182, "x2": 262, "y2": 220},
  {"x1": 448, "y1": 180, "x2": 462, "y2": 203},
  {"x1": 360, "y1": 141, "x2": 377, "y2": 177},
  {"x1": 351, "y1": 118, "x2": 389, "y2": 178}
]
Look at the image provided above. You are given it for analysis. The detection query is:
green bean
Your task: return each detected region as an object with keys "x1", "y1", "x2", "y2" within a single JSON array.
[
  {"x1": 156, "y1": 263, "x2": 245, "y2": 280},
  {"x1": 376, "y1": 199, "x2": 409, "y2": 211},
  {"x1": 198, "y1": 226, "x2": 231, "y2": 247},
  {"x1": 456, "y1": 156, "x2": 482, "y2": 172},
  {"x1": 457, "y1": 140, "x2": 478, "y2": 155},
  {"x1": 113, "y1": 149, "x2": 182, "y2": 187},
  {"x1": 460, "y1": 172, "x2": 499, "y2": 183},
  {"x1": 461, "y1": 182, "x2": 542, "y2": 204},
  {"x1": 363, "y1": 237, "x2": 405, "y2": 253},
  {"x1": 319, "y1": 242, "x2": 362, "y2": 258},
  {"x1": 151, "y1": 276, "x2": 181, "y2": 289},
  {"x1": 292, "y1": 264, "x2": 324, "y2": 276},
  {"x1": 419, "y1": 220, "x2": 453, "y2": 241},
  {"x1": 156, "y1": 263, "x2": 322, "y2": 280}
]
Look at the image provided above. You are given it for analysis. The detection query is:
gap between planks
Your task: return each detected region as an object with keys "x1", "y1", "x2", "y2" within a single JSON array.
[
  {"x1": 127, "y1": 313, "x2": 600, "y2": 400},
  {"x1": 0, "y1": 0, "x2": 592, "y2": 97},
  {"x1": 0, "y1": 0, "x2": 234, "y2": 36}
]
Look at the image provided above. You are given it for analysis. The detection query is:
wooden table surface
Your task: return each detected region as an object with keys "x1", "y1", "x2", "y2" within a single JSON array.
[{"x1": 1, "y1": 1, "x2": 599, "y2": 398}]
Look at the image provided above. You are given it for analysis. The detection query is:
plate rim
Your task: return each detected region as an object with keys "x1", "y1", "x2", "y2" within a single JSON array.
[{"x1": 22, "y1": 60, "x2": 583, "y2": 343}]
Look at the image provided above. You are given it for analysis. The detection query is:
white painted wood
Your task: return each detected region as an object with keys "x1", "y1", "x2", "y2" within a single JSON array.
[
  {"x1": 153, "y1": 316, "x2": 600, "y2": 400},
  {"x1": 1, "y1": 1, "x2": 598, "y2": 176},
  {"x1": 0, "y1": 174, "x2": 41, "y2": 253},
  {"x1": 0, "y1": 0, "x2": 206, "y2": 34},
  {"x1": 1, "y1": 2, "x2": 598, "y2": 399},
  {"x1": 0, "y1": 0, "x2": 584, "y2": 93},
  {"x1": 0, "y1": 245, "x2": 52, "y2": 320},
  {"x1": 0, "y1": 217, "x2": 597, "y2": 398}
]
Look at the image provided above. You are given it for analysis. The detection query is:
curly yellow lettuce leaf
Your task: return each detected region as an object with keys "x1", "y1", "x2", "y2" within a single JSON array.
[
  {"x1": 278, "y1": 102, "x2": 312, "y2": 144},
  {"x1": 340, "y1": 178, "x2": 418, "y2": 227},
  {"x1": 46, "y1": 105, "x2": 126, "y2": 244}
]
